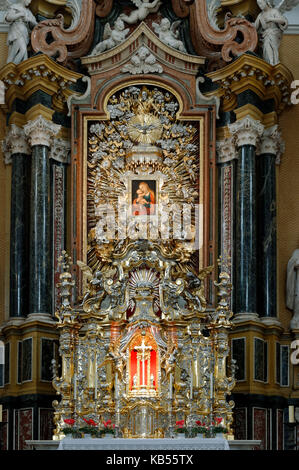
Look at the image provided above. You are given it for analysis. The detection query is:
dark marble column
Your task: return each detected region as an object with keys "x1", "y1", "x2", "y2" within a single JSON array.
[
  {"x1": 24, "y1": 116, "x2": 61, "y2": 317},
  {"x1": 256, "y1": 125, "x2": 282, "y2": 319},
  {"x1": 229, "y1": 116, "x2": 264, "y2": 316},
  {"x1": 4, "y1": 125, "x2": 31, "y2": 317}
]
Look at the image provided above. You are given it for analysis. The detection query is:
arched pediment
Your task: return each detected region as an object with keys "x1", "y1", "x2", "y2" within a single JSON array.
[{"x1": 81, "y1": 21, "x2": 205, "y2": 77}]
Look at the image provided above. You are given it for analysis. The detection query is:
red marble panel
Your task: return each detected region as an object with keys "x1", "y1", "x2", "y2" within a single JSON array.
[
  {"x1": 253, "y1": 407, "x2": 266, "y2": 450},
  {"x1": 276, "y1": 409, "x2": 283, "y2": 450},
  {"x1": 18, "y1": 409, "x2": 33, "y2": 450},
  {"x1": 39, "y1": 408, "x2": 54, "y2": 440},
  {"x1": 1, "y1": 409, "x2": 8, "y2": 450},
  {"x1": 233, "y1": 407, "x2": 247, "y2": 440}
]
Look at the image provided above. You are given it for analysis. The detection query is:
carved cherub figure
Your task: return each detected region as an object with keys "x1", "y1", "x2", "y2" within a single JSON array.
[
  {"x1": 120, "y1": 0, "x2": 162, "y2": 24},
  {"x1": 254, "y1": 0, "x2": 298, "y2": 65},
  {"x1": 152, "y1": 18, "x2": 186, "y2": 52},
  {"x1": 91, "y1": 18, "x2": 129, "y2": 55},
  {"x1": 5, "y1": 0, "x2": 37, "y2": 65}
]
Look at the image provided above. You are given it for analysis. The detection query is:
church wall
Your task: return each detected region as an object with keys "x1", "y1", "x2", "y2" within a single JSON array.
[{"x1": 277, "y1": 35, "x2": 299, "y2": 330}]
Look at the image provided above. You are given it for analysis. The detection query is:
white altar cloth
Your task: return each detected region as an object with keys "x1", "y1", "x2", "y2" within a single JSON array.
[{"x1": 58, "y1": 437, "x2": 230, "y2": 450}]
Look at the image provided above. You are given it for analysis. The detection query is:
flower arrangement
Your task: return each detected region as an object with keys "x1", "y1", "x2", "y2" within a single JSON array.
[
  {"x1": 63, "y1": 419, "x2": 81, "y2": 437},
  {"x1": 63, "y1": 418, "x2": 101, "y2": 438},
  {"x1": 100, "y1": 419, "x2": 115, "y2": 436},
  {"x1": 195, "y1": 420, "x2": 207, "y2": 434},
  {"x1": 79, "y1": 418, "x2": 99, "y2": 437},
  {"x1": 195, "y1": 417, "x2": 228, "y2": 437},
  {"x1": 174, "y1": 419, "x2": 187, "y2": 434}
]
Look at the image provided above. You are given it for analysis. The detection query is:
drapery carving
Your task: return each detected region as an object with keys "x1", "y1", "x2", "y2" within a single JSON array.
[
  {"x1": 31, "y1": 0, "x2": 97, "y2": 65},
  {"x1": 95, "y1": 0, "x2": 114, "y2": 17},
  {"x1": 171, "y1": 0, "x2": 258, "y2": 62}
]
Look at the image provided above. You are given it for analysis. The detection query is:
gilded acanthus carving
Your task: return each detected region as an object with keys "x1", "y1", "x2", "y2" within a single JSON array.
[
  {"x1": 31, "y1": 0, "x2": 97, "y2": 65},
  {"x1": 171, "y1": 0, "x2": 258, "y2": 62}
]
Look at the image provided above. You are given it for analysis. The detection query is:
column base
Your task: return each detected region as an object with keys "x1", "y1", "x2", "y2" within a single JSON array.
[
  {"x1": 26, "y1": 313, "x2": 56, "y2": 324},
  {"x1": 233, "y1": 312, "x2": 261, "y2": 323},
  {"x1": 0, "y1": 317, "x2": 26, "y2": 330},
  {"x1": 290, "y1": 317, "x2": 299, "y2": 330},
  {"x1": 260, "y1": 316, "x2": 282, "y2": 327}
]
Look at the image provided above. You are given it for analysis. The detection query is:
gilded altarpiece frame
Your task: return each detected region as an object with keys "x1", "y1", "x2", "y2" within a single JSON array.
[{"x1": 71, "y1": 81, "x2": 216, "y2": 306}]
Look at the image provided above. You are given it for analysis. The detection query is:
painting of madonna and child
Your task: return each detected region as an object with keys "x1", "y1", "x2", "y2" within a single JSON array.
[{"x1": 131, "y1": 180, "x2": 156, "y2": 216}]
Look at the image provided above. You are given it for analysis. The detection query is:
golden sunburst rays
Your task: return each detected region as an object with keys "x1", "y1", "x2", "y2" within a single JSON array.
[
  {"x1": 127, "y1": 113, "x2": 163, "y2": 145},
  {"x1": 87, "y1": 85, "x2": 200, "y2": 267}
]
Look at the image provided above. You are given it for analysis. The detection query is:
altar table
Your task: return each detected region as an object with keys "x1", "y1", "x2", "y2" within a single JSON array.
[{"x1": 57, "y1": 436, "x2": 230, "y2": 450}]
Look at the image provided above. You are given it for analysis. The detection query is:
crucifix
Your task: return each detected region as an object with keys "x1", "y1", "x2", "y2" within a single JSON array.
[{"x1": 135, "y1": 339, "x2": 152, "y2": 387}]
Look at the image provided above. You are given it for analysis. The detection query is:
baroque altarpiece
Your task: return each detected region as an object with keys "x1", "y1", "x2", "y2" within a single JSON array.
[{"x1": 0, "y1": 0, "x2": 296, "y2": 449}]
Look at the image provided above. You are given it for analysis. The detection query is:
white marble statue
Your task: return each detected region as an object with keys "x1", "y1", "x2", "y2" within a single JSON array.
[
  {"x1": 5, "y1": 0, "x2": 37, "y2": 65},
  {"x1": 286, "y1": 249, "x2": 299, "y2": 329},
  {"x1": 254, "y1": 0, "x2": 299, "y2": 65},
  {"x1": 152, "y1": 18, "x2": 186, "y2": 52},
  {"x1": 119, "y1": 0, "x2": 162, "y2": 24},
  {"x1": 91, "y1": 18, "x2": 130, "y2": 55}
]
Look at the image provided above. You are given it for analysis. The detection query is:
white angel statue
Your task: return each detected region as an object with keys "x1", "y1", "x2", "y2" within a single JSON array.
[
  {"x1": 152, "y1": 18, "x2": 186, "y2": 52},
  {"x1": 254, "y1": 0, "x2": 299, "y2": 65},
  {"x1": 91, "y1": 18, "x2": 129, "y2": 55},
  {"x1": 5, "y1": 0, "x2": 37, "y2": 65},
  {"x1": 119, "y1": 0, "x2": 162, "y2": 24}
]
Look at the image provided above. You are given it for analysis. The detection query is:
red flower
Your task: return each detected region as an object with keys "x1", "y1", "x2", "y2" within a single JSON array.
[
  {"x1": 64, "y1": 419, "x2": 75, "y2": 426},
  {"x1": 83, "y1": 418, "x2": 97, "y2": 426},
  {"x1": 215, "y1": 417, "x2": 223, "y2": 425},
  {"x1": 196, "y1": 420, "x2": 201, "y2": 426},
  {"x1": 175, "y1": 420, "x2": 185, "y2": 427},
  {"x1": 106, "y1": 420, "x2": 111, "y2": 425}
]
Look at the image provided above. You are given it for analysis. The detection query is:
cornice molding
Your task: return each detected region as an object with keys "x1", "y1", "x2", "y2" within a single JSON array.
[
  {"x1": 0, "y1": 54, "x2": 82, "y2": 114},
  {"x1": 205, "y1": 54, "x2": 294, "y2": 115}
]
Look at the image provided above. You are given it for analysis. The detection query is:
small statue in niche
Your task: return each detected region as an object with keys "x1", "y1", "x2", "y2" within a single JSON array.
[
  {"x1": 5, "y1": 0, "x2": 37, "y2": 65},
  {"x1": 254, "y1": 0, "x2": 292, "y2": 65},
  {"x1": 152, "y1": 18, "x2": 186, "y2": 52},
  {"x1": 119, "y1": 0, "x2": 162, "y2": 24},
  {"x1": 286, "y1": 249, "x2": 299, "y2": 329},
  {"x1": 91, "y1": 18, "x2": 130, "y2": 55}
]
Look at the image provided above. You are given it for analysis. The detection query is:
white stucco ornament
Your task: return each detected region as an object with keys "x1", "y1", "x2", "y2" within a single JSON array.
[
  {"x1": 119, "y1": 0, "x2": 162, "y2": 24},
  {"x1": 5, "y1": 0, "x2": 37, "y2": 65},
  {"x1": 254, "y1": 0, "x2": 299, "y2": 65},
  {"x1": 91, "y1": 18, "x2": 130, "y2": 55},
  {"x1": 152, "y1": 18, "x2": 186, "y2": 52},
  {"x1": 286, "y1": 249, "x2": 299, "y2": 330},
  {"x1": 121, "y1": 46, "x2": 163, "y2": 74}
]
